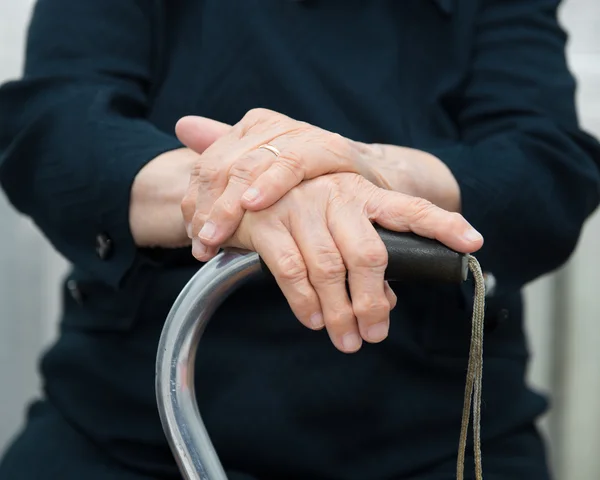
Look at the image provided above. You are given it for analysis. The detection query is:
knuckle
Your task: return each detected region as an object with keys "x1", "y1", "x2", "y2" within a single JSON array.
[
  {"x1": 241, "y1": 108, "x2": 276, "y2": 131},
  {"x1": 310, "y1": 250, "x2": 347, "y2": 284},
  {"x1": 190, "y1": 162, "x2": 202, "y2": 178},
  {"x1": 180, "y1": 194, "x2": 196, "y2": 220},
  {"x1": 278, "y1": 151, "x2": 305, "y2": 181},
  {"x1": 326, "y1": 172, "x2": 369, "y2": 202},
  {"x1": 214, "y1": 198, "x2": 238, "y2": 222},
  {"x1": 243, "y1": 107, "x2": 269, "y2": 121},
  {"x1": 196, "y1": 163, "x2": 219, "y2": 185},
  {"x1": 354, "y1": 241, "x2": 388, "y2": 269},
  {"x1": 276, "y1": 251, "x2": 308, "y2": 284},
  {"x1": 353, "y1": 296, "x2": 390, "y2": 320},
  {"x1": 326, "y1": 309, "x2": 355, "y2": 330},
  {"x1": 448, "y1": 211, "x2": 467, "y2": 227},
  {"x1": 324, "y1": 132, "x2": 352, "y2": 158},
  {"x1": 407, "y1": 198, "x2": 437, "y2": 222},
  {"x1": 228, "y1": 161, "x2": 256, "y2": 184},
  {"x1": 289, "y1": 289, "x2": 317, "y2": 315},
  {"x1": 321, "y1": 175, "x2": 351, "y2": 208},
  {"x1": 327, "y1": 191, "x2": 348, "y2": 213}
]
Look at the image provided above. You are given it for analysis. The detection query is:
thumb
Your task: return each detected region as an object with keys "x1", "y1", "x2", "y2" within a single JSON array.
[
  {"x1": 175, "y1": 115, "x2": 231, "y2": 154},
  {"x1": 366, "y1": 190, "x2": 484, "y2": 254}
]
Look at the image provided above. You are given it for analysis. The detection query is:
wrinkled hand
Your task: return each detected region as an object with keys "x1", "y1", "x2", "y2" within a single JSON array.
[
  {"x1": 177, "y1": 108, "x2": 385, "y2": 259},
  {"x1": 129, "y1": 116, "x2": 229, "y2": 248},
  {"x1": 197, "y1": 172, "x2": 483, "y2": 353}
]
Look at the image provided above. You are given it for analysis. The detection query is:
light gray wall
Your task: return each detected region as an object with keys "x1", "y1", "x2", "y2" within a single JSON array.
[
  {"x1": 0, "y1": 0, "x2": 69, "y2": 451},
  {"x1": 524, "y1": 3, "x2": 600, "y2": 479},
  {"x1": 0, "y1": 1, "x2": 599, "y2": 478}
]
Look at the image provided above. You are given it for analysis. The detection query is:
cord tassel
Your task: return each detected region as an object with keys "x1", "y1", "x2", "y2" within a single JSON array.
[{"x1": 456, "y1": 255, "x2": 486, "y2": 480}]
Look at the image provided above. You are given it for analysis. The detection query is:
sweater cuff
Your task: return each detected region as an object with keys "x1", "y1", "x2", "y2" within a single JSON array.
[
  {"x1": 420, "y1": 144, "x2": 502, "y2": 231},
  {"x1": 93, "y1": 120, "x2": 183, "y2": 288}
]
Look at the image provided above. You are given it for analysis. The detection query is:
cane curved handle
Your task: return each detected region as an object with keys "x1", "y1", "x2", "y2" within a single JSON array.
[{"x1": 155, "y1": 229, "x2": 467, "y2": 480}]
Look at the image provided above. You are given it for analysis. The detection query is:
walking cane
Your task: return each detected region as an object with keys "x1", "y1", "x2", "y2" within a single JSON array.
[{"x1": 155, "y1": 227, "x2": 472, "y2": 480}]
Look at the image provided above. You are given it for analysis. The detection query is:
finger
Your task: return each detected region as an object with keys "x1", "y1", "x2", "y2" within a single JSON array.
[
  {"x1": 188, "y1": 167, "x2": 220, "y2": 261},
  {"x1": 198, "y1": 179, "x2": 247, "y2": 246},
  {"x1": 177, "y1": 117, "x2": 247, "y2": 244},
  {"x1": 252, "y1": 225, "x2": 323, "y2": 331},
  {"x1": 241, "y1": 150, "x2": 305, "y2": 211},
  {"x1": 241, "y1": 133, "x2": 354, "y2": 211},
  {"x1": 181, "y1": 162, "x2": 224, "y2": 233},
  {"x1": 329, "y1": 213, "x2": 391, "y2": 344},
  {"x1": 190, "y1": 209, "x2": 219, "y2": 262},
  {"x1": 192, "y1": 237, "x2": 219, "y2": 261},
  {"x1": 192, "y1": 161, "x2": 228, "y2": 248},
  {"x1": 384, "y1": 281, "x2": 398, "y2": 310},
  {"x1": 199, "y1": 150, "x2": 272, "y2": 246},
  {"x1": 181, "y1": 164, "x2": 220, "y2": 261},
  {"x1": 366, "y1": 190, "x2": 484, "y2": 253},
  {"x1": 290, "y1": 210, "x2": 361, "y2": 353},
  {"x1": 175, "y1": 116, "x2": 232, "y2": 154},
  {"x1": 181, "y1": 166, "x2": 201, "y2": 235}
]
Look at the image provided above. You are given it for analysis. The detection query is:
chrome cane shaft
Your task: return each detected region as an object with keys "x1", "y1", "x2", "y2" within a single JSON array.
[
  {"x1": 155, "y1": 250, "x2": 262, "y2": 480},
  {"x1": 156, "y1": 229, "x2": 471, "y2": 480}
]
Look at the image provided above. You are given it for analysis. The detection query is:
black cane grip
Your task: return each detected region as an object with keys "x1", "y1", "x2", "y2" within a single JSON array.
[
  {"x1": 259, "y1": 225, "x2": 468, "y2": 283},
  {"x1": 374, "y1": 226, "x2": 468, "y2": 283}
]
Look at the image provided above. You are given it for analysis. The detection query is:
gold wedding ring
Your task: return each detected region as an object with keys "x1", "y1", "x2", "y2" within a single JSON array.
[{"x1": 257, "y1": 143, "x2": 281, "y2": 158}]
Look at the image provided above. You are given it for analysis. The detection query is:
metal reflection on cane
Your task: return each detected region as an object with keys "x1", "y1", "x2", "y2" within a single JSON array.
[{"x1": 155, "y1": 250, "x2": 262, "y2": 480}]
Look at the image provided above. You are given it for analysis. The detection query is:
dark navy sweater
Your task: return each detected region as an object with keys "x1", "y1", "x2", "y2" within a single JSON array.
[{"x1": 1, "y1": 0, "x2": 599, "y2": 479}]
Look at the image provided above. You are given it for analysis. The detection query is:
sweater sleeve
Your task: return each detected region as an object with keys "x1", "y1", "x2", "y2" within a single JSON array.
[
  {"x1": 0, "y1": 0, "x2": 183, "y2": 289},
  {"x1": 421, "y1": 0, "x2": 600, "y2": 295}
]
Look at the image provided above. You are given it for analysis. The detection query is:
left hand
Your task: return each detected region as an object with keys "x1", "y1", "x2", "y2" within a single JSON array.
[
  {"x1": 206, "y1": 172, "x2": 481, "y2": 352},
  {"x1": 177, "y1": 108, "x2": 390, "y2": 260}
]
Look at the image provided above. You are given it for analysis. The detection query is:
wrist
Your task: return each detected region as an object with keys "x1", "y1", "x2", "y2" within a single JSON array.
[
  {"x1": 405, "y1": 148, "x2": 461, "y2": 212},
  {"x1": 129, "y1": 148, "x2": 197, "y2": 247},
  {"x1": 367, "y1": 144, "x2": 461, "y2": 212}
]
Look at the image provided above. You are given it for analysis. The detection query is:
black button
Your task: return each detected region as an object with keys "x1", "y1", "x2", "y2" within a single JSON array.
[
  {"x1": 95, "y1": 233, "x2": 113, "y2": 260},
  {"x1": 67, "y1": 279, "x2": 84, "y2": 305}
]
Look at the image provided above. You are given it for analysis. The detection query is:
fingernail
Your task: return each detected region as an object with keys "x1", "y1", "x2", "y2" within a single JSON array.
[
  {"x1": 310, "y1": 312, "x2": 324, "y2": 329},
  {"x1": 367, "y1": 322, "x2": 389, "y2": 342},
  {"x1": 186, "y1": 224, "x2": 192, "y2": 239},
  {"x1": 199, "y1": 221, "x2": 216, "y2": 240},
  {"x1": 192, "y1": 237, "x2": 207, "y2": 257},
  {"x1": 463, "y1": 228, "x2": 483, "y2": 243},
  {"x1": 342, "y1": 333, "x2": 361, "y2": 352},
  {"x1": 242, "y1": 187, "x2": 260, "y2": 203}
]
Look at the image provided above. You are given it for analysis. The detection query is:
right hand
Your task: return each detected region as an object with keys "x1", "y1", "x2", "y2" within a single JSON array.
[
  {"x1": 200, "y1": 172, "x2": 483, "y2": 354},
  {"x1": 177, "y1": 111, "x2": 462, "y2": 261},
  {"x1": 129, "y1": 119, "x2": 229, "y2": 247}
]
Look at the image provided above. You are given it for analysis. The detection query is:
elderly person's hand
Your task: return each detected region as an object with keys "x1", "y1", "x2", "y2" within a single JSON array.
[
  {"x1": 176, "y1": 108, "x2": 462, "y2": 260},
  {"x1": 211, "y1": 172, "x2": 482, "y2": 353}
]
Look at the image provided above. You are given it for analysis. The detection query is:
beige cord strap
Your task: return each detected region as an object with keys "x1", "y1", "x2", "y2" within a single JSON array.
[{"x1": 456, "y1": 255, "x2": 486, "y2": 480}]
